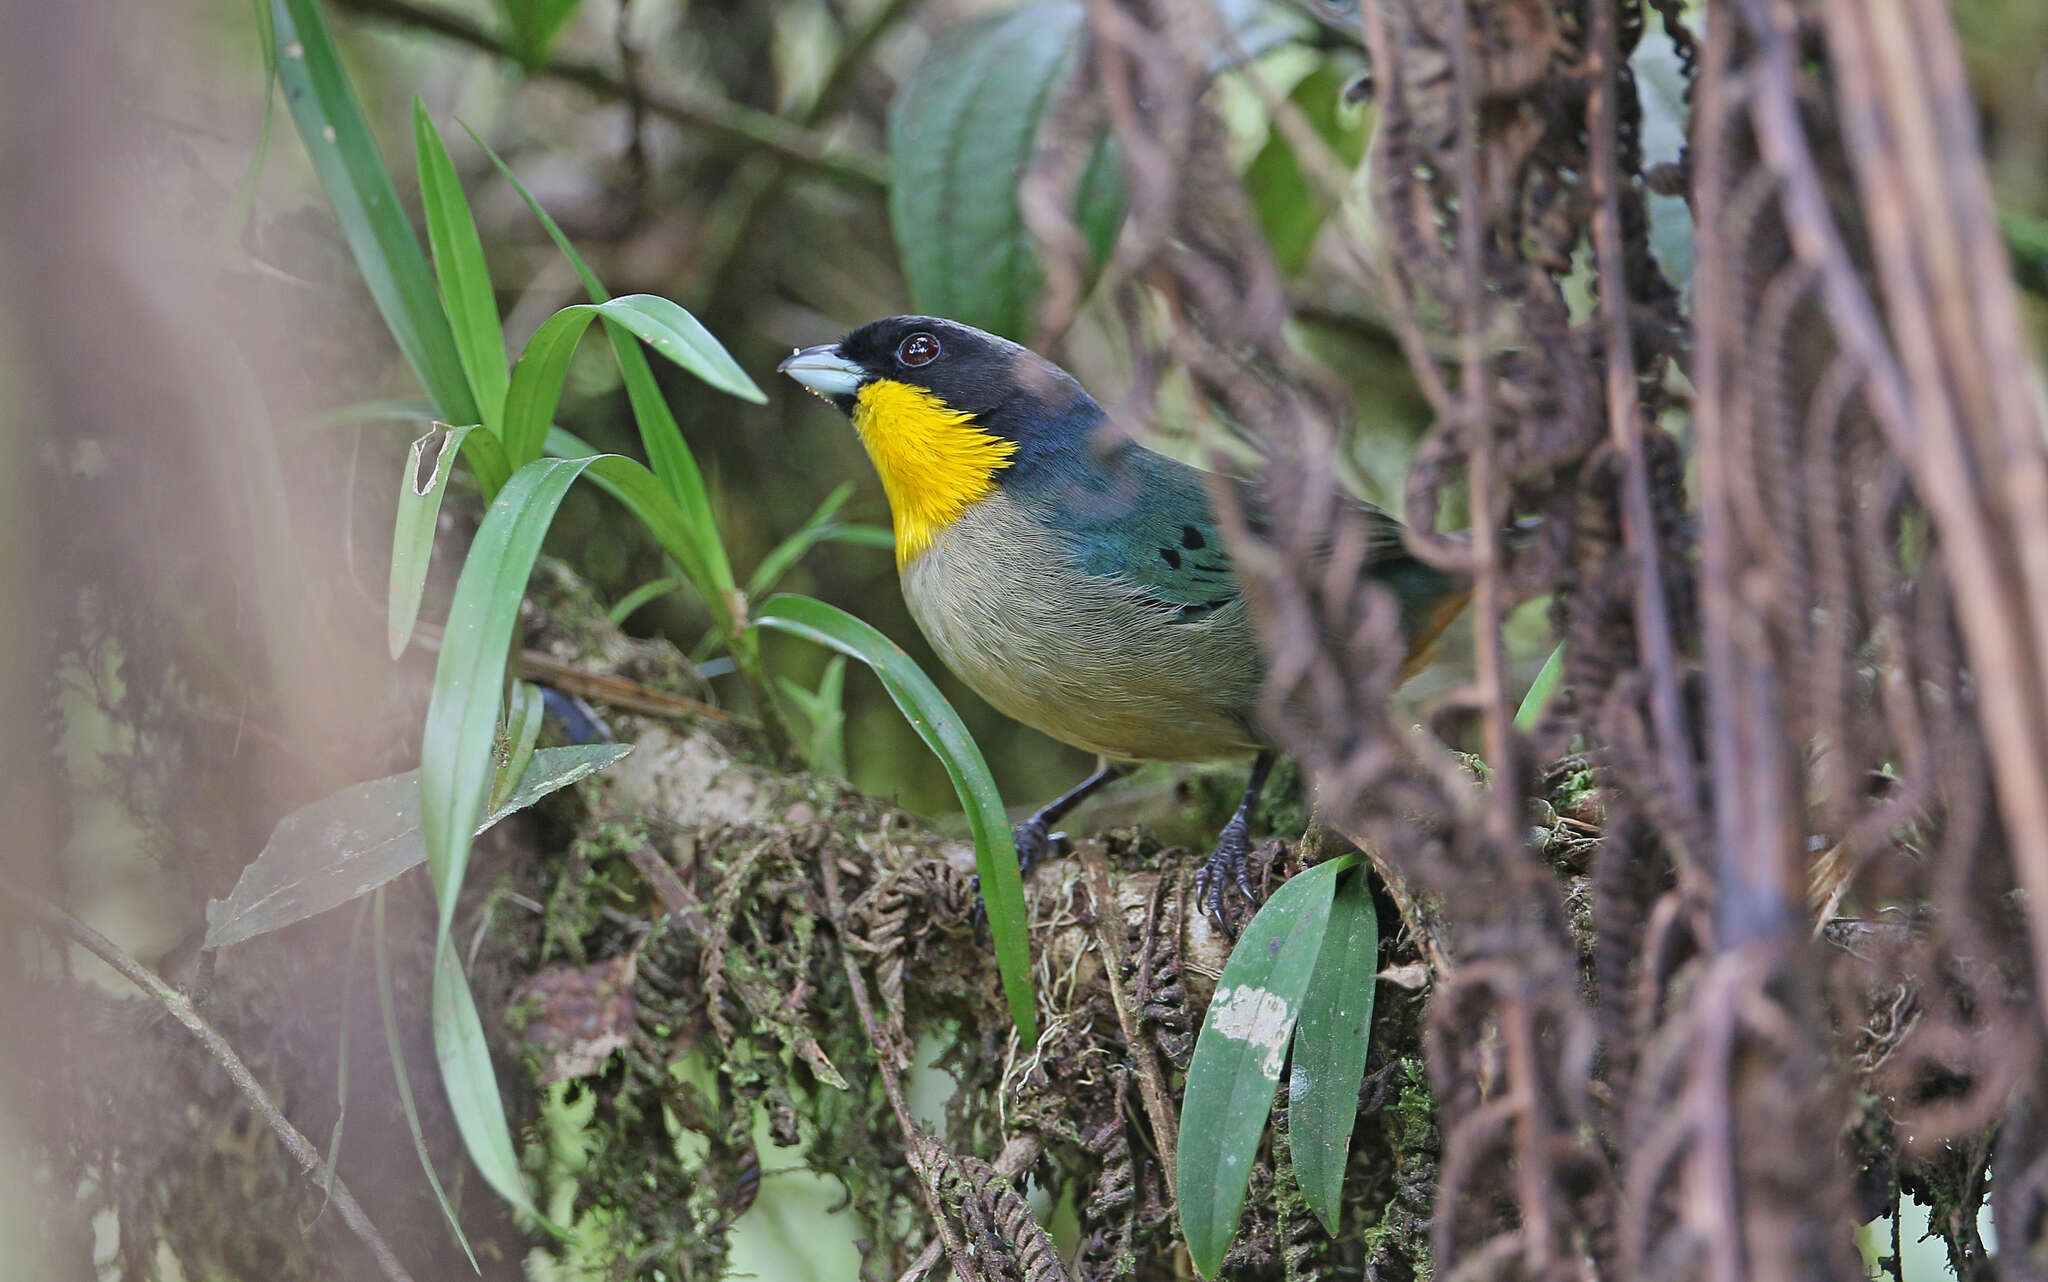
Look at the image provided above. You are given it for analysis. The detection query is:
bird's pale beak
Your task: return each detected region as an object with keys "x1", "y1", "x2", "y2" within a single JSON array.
[{"x1": 777, "y1": 344, "x2": 866, "y2": 400}]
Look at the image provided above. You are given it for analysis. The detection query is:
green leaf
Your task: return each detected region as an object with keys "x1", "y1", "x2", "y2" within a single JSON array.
[
  {"x1": 502, "y1": 296, "x2": 762, "y2": 473},
  {"x1": 778, "y1": 654, "x2": 849, "y2": 778},
  {"x1": 432, "y1": 937, "x2": 546, "y2": 1227},
  {"x1": 1287, "y1": 866, "x2": 1378, "y2": 1231},
  {"x1": 496, "y1": 0, "x2": 582, "y2": 67},
  {"x1": 418, "y1": 455, "x2": 597, "y2": 1217},
  {"x1": 888, "y1": 3, "x2": 1108, "y2": 340},
  {"x1": 495, "y1": 682, "x2": 545, "y2": 813},
  {"x1": 269, "y1": 0, "x2": 479, "y2": 425},
  {"x1": 1246, "y1": 61, "x2": 1372, "y2": 275},
  {"x1": 391, "y1": 424, "x2": 471, "y2": 658},
  {"x1": 466, "y1": 127, "x2": 734, "y2": 570},
  {"x1": 203, "y1": 744, "x2": 633, "y2": 950},
  {"x1": 607, "y1": 575, "x2": 682, "y2": 626},
  {"x1": 749, "y1": 594, "x2": 1037, "y2": 1043},
  {"x1": 746, "y1": 482, "x2": 855, "y2": 598},
  {"x1": 373, "y1": 892, "x2": 480, "y2": 1269},
  {"x1": 415, "y1": 102, "x2": 509, "y2": 430},
  {"x1": 1177, "y1": 855, "x2": 1354, "y2": 1277},
  {"x1": 1515, "y1": 641, "x2": 1566, "y2": 732},
  {"x1": 421, "y1": 457, "x2": 595, "y2": 942}
]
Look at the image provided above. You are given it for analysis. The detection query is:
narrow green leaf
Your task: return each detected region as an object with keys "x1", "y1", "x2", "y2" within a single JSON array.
[
  {"x1": 496, "y1": 0, "x2": 582, "y2": 67},
  {"x1": 749, "y1": 594, "x2": 1037, "y2": 1043},
  {"x1": 1177, "y1": 855, "x2": 1354, "y2": 1277},
  {"x1": 502, "y1": 297, "x2": 761, "y2": 474},
  {"x1": 1287, "y1": 867, "x2": 1379, "y2": 1231},
  {"x1": 269, "y1": 0, "x2": 479, "y2": 425},
  {"x1": 217, "y1": 0, "x2": 280, "y2": 255},
  {"x1": 421, "y1": 456, "x2": 595, "y2": 941},
  {"x1": 390, "y1": 424, "x2": 475, "y2": 659},
  {"x1": 1515, "y1": 641, "x2": 1566, "y2": 732},
  {"x1": 607, "y1": 575, "x2": 681, "y2": 626},
  {"x1": 746, "y1": 482, "x2": 855, "y2": 598},
  {"x1": 495, "y1": 682, "x2": 545, "y2": 813},
  {"x1": 204, "y1": 744, "x2": 633, "y2": 950},
  {"x1": 431, "y1": 937, "x2": 545, "y2": 1226},
  {"x1": 374, "y1": 892, "x2": 481, "y2": 1270},
  {"x1": 415, "y1": 102, "x2": 510, "y2": 429},
  {"x1": 418, "y1": 455, "x2": 595, "y2": 1217},
  {"x1": 1246, "y1": 62, "x2": 1372, "y2": 275},
  {"x1": 465, "y1": 126, "x2": 734, "y2": 579}
]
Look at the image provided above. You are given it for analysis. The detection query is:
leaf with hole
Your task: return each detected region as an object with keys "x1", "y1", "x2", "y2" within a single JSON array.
[{"x1": 1177, "y1": 855, "x2": 1354, "y2": 1277}]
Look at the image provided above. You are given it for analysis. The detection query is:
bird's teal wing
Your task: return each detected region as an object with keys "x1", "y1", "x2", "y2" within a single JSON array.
[
  {"x1": 1044, "y1": 447, "x2": 1243, "y2": 621},
  {"x1": 1030, "y1": 442, "x2": 1461, "y2": 636}
]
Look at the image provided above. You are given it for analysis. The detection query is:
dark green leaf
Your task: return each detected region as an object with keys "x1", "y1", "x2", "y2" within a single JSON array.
[
  {"x1": 888, "y1": 3, "x2": 1098, "y2": 340},
  {"x1": 269, "y1": 0, "x2": 479, "y2": 424},
  {"x1": 1247, "y1": 61, "x2": 1372, "y2": 274},
  {"x1": 415, "y1": 102, "x2": 509, "y2": 428},
  {"x1": 1178, "y1": 855, "x2": 1354, "y2": 1277},
  {"x1": 1287, "y1": 866, "x2": 1378, "y2": 1230},
  {"x1": 749, "y1": 593, "x2": 1037, "y2": 1042},
  {"x1": 496, "y1": 0, "x2": 582, "y2": 67},
  {"x1": 203, "y1": 744, "x2": 633, "y2": 949}
]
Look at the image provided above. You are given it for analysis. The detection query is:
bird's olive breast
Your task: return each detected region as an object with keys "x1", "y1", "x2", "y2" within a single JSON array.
[{"x1": 900, "y1": 491, "x2": 1265, "y2": 763}]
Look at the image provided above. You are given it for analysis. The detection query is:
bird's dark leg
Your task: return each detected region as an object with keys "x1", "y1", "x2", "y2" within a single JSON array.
[
  {"x1": 1015, "y1": 758, "x2": 1128, "y2": 878},
  {"x1": 1195, "y1": 751, "x2": 1277, "y2": 933}
]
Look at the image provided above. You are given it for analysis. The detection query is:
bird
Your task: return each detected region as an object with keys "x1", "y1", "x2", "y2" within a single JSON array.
[{"x1": 779, "y1": 315, "x2": 1467, "y2": 929}]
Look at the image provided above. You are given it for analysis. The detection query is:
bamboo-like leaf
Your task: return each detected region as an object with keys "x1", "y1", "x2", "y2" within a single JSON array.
[
  {"x1": 746, "y1": 482, "x2": 855, "y2": 598},
  {"x1": 418, "y1": 455, "x2": 598, "y2": 1218},
  {"x1": 269, "y1": 0, "x2": 479, "y2": 425},
  {"x1": 391, "y1": 424, "x2": 473, "y2": 658},
  {"x1": 204, "y1": 744, "x2": 633, "y2": 950},
  {"x1": 465, "y1": 127, "x2": 732, "y2": 565},
  {"x1": 430, "y1": 938, "x2": 544, "y2": 1227},
  {"x1": 494, "y1": 682, "x2": 545, "y2": 813},
  {"x1": 374, "y1": 892, "x2": 480, "y2": 1269},
  {"x1": 1287, "y1": 865, "x2": 1379, "y2": 1231},
  {"x1": 1178, "y1": 855, "x2": 1355, "y2": 1277},
  {"x1": 1515, "y1": 641, "x2": 1567, "y2": 732},
  {"x1": 607, "y1": 575, "x2": 681, "y2": 626},
  {"x1": 415, "y1": 102, "x2": 509, "y2": 430},
  {"x1": 750, "y1": 593, "x2": 1037, "y2": 1042},
  {"x1": 501, "y1": 296, "x2": 762, "y2": 474}
]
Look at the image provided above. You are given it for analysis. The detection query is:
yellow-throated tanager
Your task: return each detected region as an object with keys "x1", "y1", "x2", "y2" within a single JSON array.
[{"x1": 781, "y1": 316, "x2": 1467, "y2": 926}]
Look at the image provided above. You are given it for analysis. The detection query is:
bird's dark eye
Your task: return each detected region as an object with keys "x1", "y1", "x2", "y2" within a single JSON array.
[{"x1": 896, "y1": 332, "x2": 941, "y2": 367}]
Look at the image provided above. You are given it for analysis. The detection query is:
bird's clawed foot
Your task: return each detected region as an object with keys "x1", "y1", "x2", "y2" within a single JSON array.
[
  {"x1": 1194, "y1": 811, "x2": 1266, "y2": 936},
  {"x1": 1013, "y1": 814, "x2": 1070, "y2": 881}
]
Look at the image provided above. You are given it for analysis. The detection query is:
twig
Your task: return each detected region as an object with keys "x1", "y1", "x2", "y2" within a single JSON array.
[
  {"x1": 330, "y1": 0, "x2": 887, "y2": 190},
  {"x1": 1078, "y1": 849, "x2": 1180, "y2": 1203},
  {"x1": 410, "y1": 619, "x2": 742, "y2": 726},
  {"x1": 2, "y1": 882, "x2": 417, "y2": 1282},
  {"x1": 1586, "y1": 0, "x2": 1704, "y2": 862},
  {"x1": 817, "y1": 850, "x2": 986, "y2": 1282}
]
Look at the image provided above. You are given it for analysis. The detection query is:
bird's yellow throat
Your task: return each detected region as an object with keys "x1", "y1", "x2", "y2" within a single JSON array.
[{"x1": 851, "y1": 379, "x2": 1017, "y2": 566}]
